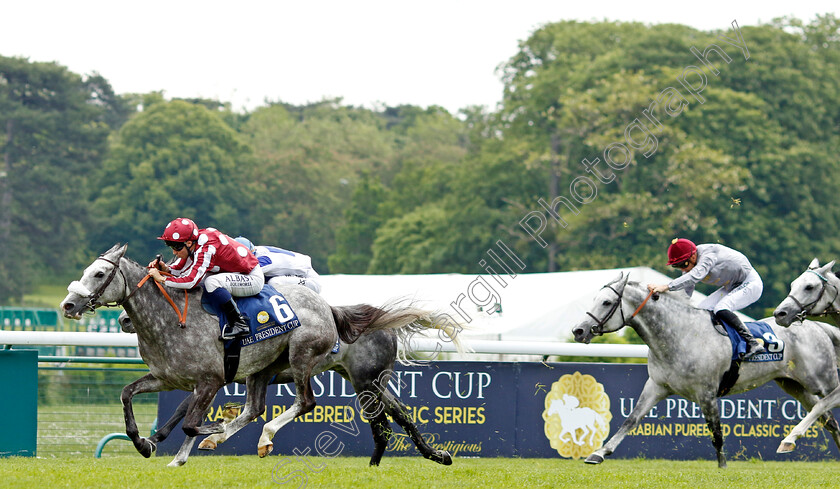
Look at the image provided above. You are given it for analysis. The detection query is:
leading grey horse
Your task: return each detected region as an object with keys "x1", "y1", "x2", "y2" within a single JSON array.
[
  {"x1": 572, "y1": 272, "x2": 840, "y2": 468},
  {"x1": 60, "y1": 244, "x2": 463, "y2": 463},
  {"x1": 117, "y1": 312, "x2": 453, "y2": 467},
  {"x1": 773, "y1": 258, "x2": 840, "y2": 453}
]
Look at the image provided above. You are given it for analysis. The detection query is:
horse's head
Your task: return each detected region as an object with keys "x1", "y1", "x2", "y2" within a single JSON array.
[
  {"x1": 118, "y1": 310, "x2": 135, "y2": 334},
  {"x1": 60, "y1": 244, "x2": 128, "y2": 319},
  {"x1": 774, "y1": 258, "x2": 838, "y2": 326},
  {"x1": 572, "y1": 272, "x2": 631, "y2": 344}
]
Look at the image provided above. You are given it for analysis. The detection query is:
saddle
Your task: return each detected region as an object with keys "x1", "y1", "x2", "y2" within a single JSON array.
[
  {"x1": 712, "y1": 313, "x2": 784, "y2": 396},
  {"x1": 201, "y1": 285, "x2": 303, "y2": 383}
]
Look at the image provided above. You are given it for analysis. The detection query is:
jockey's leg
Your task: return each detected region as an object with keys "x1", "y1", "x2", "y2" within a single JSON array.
[
  {"x1": 715, "y1": 309, "x2": 762, "y2": 360},
  {"x1": 205, "y1": 267, "x2": 264, "y2": 340}
]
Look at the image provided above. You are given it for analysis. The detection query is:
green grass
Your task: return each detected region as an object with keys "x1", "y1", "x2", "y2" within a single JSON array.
[{"x1": 1, "y1": 456, "x2": 839, "y2": 489}]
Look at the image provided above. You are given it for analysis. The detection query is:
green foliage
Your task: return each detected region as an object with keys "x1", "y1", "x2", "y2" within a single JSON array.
[
  {"x1": 87, "y1": 100, "x2": 252, "y2": 259},
  {"x1": 0, "y1": 56, "x2": 124, "y2": 303}
]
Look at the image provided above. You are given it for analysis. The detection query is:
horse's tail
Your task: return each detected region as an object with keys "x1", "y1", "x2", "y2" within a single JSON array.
[
  {"x1": 330, "y1": 302, "x2": 467, "y2": 354},
  {"x1": 815, "y1": 322, "x2": 840, "y2": 367}
]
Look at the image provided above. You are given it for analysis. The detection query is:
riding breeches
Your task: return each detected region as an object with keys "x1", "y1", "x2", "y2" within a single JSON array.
[
  {"x1": 203, "y1": 265, "x2": 265, "y2": 297},
  {"x1": 267, "y1": 272, "x2": 322, "y2": 294},
  {"x1": 697, "y1": 269, "x2": 763, "y2": 313}
]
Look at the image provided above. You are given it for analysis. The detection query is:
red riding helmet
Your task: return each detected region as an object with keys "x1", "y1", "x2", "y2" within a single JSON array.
[
  {"x1": 667, "y1": 238, "x2": 697, "y2": 265},
  {"x1": 158, "y1": 218, "x2": 199, "y2": 242}
]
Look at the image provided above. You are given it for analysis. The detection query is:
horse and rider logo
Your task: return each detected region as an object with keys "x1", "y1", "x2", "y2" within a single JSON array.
[{"x1": 542, "y1": 372, "x2": 612, "y2": 459}]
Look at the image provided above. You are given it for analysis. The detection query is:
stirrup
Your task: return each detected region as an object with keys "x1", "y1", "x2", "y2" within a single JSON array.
[
  {"x1": 741, "y1": 342, "x2": 763, "y2": 361},
  {"x1": 220, "y1": 322, "x2": 249, "y2": 340}
]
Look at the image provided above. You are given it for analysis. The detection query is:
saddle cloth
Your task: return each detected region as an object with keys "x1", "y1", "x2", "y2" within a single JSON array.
[
  {"x1": 202, "y1": 284, "x2": 302, "y2": 348},
  {"x1": 720, "y1": 319, "x2": 784, "y2": 362}
]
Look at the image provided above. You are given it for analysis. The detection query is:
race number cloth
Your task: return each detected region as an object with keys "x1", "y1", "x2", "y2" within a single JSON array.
[
  {"x1": 721, "y1": 320, "x2": 784, "y2": 362},
  {"x1": 202, "y1": 284, "x2": 301, "y2": 347}
]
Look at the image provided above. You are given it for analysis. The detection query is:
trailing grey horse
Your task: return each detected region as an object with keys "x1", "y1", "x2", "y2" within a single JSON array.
[
  {"x1": 572, "y1": 272, "x2": 840, "y2": 468},
  {"x1": 60, "y1": 244, "x2": 463, "y2": 464},
  {"x1": 773, "y1": 258, "x2": 840, "y2": 453},
  {"x1": 117, "y1": 312, "x2": 453, "y2": 467}
]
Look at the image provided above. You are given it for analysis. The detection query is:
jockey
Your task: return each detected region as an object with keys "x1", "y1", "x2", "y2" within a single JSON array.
[
  {"x1": 234, "y1": 236, "x2": 322, "y2": 294},
  {"x1": 148, "y1": 218, "x2": 265, "y2": 340},
  {"x1": 647, "y1": 238, "x2": 764, "y2": 361}
]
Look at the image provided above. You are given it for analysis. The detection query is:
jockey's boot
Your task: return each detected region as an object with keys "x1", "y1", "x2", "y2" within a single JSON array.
[
  {"x1": 716, "y1": 309, "x2": 763, "y2": 361},
  {"x1": 220, "y1": 299, "x2": 250, "y2": 340}
]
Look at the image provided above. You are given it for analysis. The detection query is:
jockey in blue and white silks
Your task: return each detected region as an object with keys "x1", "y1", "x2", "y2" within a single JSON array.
[
  {"x1": 235, "y1": 237, "x2": 322, "y2": 294},
  {"x1": 648, "y1": 238, "x2": 764, "y2": 360}
]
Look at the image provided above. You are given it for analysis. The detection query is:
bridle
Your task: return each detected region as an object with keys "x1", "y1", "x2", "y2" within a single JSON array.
[
  {"x1": 585, "y1": 284, "x2": 655, "y2": 336},
  {"x1": 786, "y1": 269, "x2": 840, "y2": 322},
  {"x1": 81, "y1": 255, "x2": 130, "y2": 311},
  {"x1": 77, "y1": 254, "x2": 189, "y2": 327}
]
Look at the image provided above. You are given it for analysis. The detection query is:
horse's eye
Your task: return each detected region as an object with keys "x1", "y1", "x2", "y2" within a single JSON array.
[
  {"x1": 602, "y1": 300, "x2": 612, "y2": 307},
  {"x1": 804, "y1": 285, "x2": 815, "y2": 291},
  {"x1": 94, "y1": 271, "x2": 105, "y2": 279}
]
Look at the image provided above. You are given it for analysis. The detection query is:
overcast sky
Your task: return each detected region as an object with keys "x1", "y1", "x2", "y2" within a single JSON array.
[{"x1": 1, "y1": 1, "x2": 836, "y2": 114}]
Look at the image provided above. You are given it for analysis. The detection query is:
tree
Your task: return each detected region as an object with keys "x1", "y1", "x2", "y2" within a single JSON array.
[
  {"x1": 0, "y1": 57, "x2": 120, "y2": 303},
  {"x1": 88, "y1": 100, "x2": 252, "y2": 260}
]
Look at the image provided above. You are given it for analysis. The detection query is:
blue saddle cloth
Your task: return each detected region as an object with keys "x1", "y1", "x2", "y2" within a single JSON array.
[
  {"x1": 720, "y1": 319, "x2": 784, "y2": 362},
  {"x1": 202, "y1": 284, "x2": 302, "y2": 348}
]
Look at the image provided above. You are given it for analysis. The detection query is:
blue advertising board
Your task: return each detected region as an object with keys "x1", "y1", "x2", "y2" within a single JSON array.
[{"x1": 156, "y1": 361, "x2": 840, "y2": 462}]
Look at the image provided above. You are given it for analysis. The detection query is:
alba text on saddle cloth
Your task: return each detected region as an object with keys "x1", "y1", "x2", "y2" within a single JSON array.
[{"x1": 519, "y1": 20, "x2": 751, "y2": 246}]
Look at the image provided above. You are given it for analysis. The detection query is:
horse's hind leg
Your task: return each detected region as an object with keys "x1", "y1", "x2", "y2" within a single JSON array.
[
  {"x1": 181, "y1": 383, "x2": 225, "y2": 438},
  {"x1": 121, "y1": 373, "x2": 166, "y2": 458},
  {"x1": 258, "y1": 346, "x2": 324, "y2": 457},
  {"x1": 205, "y1": 373, "x2": 271, "y2": 451},
  {"x1": 381, "y1": 390, "x2": 452, "y2": 465},
  {"x1": 150, "y1": 394, "x2": 192, "y2": 444},
  {"x1": 586, "y1": 378, "x2": 668, "y2": 465},
  {"x1": 168, "y1": 436, "x2": 197, "y2": 467},
  {"x1": 367, "y1": 408, "x2": 393, "y2": 466}
]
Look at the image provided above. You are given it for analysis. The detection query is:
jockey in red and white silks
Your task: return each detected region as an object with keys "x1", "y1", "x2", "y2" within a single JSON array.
[
  {"x1": 149, "y1": 218, "x2": 264, "y2": 340},
  {"x1": 166, "y1": 229, "x2": 264, "y2": 296}
]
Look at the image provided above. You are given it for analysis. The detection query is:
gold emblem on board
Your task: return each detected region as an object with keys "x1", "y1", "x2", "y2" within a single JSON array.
[{"x1": 542, "y1": 372, "x2": 612, "y2": 459}]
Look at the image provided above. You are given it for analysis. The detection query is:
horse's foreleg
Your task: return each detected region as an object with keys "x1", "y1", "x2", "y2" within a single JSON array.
[
  {"x1": 381, "y1": 390, "x2": 452, "y2": 465},
  {"x1": 698, "y1": 397, "x2": 726, "y2": 469},
  {"x1": 150, "y1": 393, "x2": 193, "y2": 444},
  {"x1": 778, "y1": 384, "x2": 840, "y2": 453},
  {"x1": 121, "y1": 373, "x2": 166, "y2": 458},
  {"x1": 585, "y1": 378, "x2": 668, "y2": 465},
  {"x1": 182, "y1": 383, "x2": 224, "y2": 438}
]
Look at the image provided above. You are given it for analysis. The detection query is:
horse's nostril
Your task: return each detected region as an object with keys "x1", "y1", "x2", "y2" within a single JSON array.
[
  {"x1": 62, "y1": 302, "x2": 74, "y2": 311},
  {"x1": 775, "y1": 311, "x2": 786, "y2": 318},
  {"x1": 573, "y1": 328, "x2": 583, "y2": 336}
]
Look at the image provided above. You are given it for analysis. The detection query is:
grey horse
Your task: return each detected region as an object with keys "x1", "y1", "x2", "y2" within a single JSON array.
[
  {"x1": 773, "y1": 258, "x2": 840, "y2": 453},
  {"x1": 117, "y1": 312, "x2": 453, "y2": 467},
  {"x1": 572, "y1": 272, "x2": 840, "y2": 468},
  {"x1": 60, "y1": 244, "x2": 463, "y2": 463}
]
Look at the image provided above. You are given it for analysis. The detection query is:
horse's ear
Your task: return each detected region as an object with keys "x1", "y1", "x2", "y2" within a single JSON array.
[
  {"x1": 809, "y1": 258, "x2": 820, "y2": 270},
  {"x1": 821, "y1": 260, "x2": 836, "y2": 274},
  {"x1": 608, "y1": 272, "x2": 625, "y2": 287},
  {"x1": 103, "y1": 243, "x2": 126, "y2": 260}
]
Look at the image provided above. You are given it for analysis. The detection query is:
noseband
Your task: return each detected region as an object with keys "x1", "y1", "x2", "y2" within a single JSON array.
[{"x1": 786, "y1": 270, "x2": 840, "y2": 322}]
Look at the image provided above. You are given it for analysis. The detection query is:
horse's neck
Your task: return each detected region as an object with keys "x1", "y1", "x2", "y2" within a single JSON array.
[
  {"x1": 625, "y1": 287, "x2": 711, "y2": 354},
  {"x1": 827, "y1": 275, "x2": 840, "y2": 312}
]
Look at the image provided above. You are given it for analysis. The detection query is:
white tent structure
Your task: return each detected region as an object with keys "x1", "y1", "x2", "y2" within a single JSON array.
[{"x1": 318, "y1": 267, "x2": 750, "y2": 346}]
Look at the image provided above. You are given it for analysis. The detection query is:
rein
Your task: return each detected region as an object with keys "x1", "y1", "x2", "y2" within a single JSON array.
[{"x1": 88, "y1": 255, "x2": 189, "y2": 328}]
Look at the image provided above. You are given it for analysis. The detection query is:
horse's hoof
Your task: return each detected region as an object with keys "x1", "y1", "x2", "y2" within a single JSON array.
[
  {"x1": 777, "y1": 441, "x2": 796, "y2": 453},
  {"x1": 167, "y1": 459, "x2": 187, "y2": 467},
  {"x1": 584, "y1": 453, "x2": 604, "y2": 464},
  {"x1": 198, "y1": 439, "x2": 217, "y2": 451},
  {"x1": 137, "y1": 438, "x2": 156, "y2": 458},
  {"x1": 437, "y1": 450, "x2": 453, "y2": 466},
  {"x1": 258, "y1": 443, "x2": 273, "y2": 458}
]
